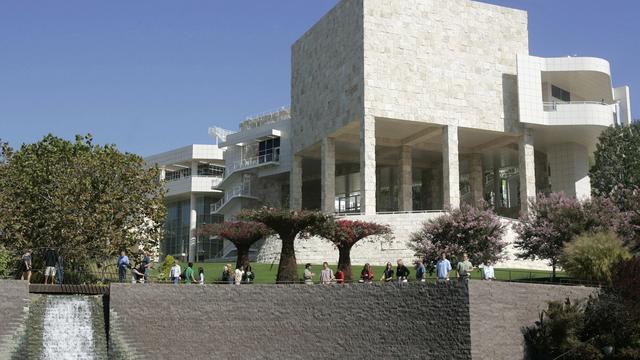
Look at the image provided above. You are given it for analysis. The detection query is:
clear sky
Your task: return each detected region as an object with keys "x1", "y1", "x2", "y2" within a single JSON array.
[{"x1": 1, "y1": 0, "x2": 637, "y2": 156}]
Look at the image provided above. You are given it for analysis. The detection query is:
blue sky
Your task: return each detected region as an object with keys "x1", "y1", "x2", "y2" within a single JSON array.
[{"x1": 0, "y1": 0, "x2": 637, "y2": 156}]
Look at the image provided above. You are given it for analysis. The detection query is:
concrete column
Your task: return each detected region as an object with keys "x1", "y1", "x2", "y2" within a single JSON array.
[
  {"x1": 399, "y1": 145, "x2": 413, "y2": 211},
  {"x1": 470, "y1": 154, "x2": 484, "y2": 207},
  {"x1": 443, "y1": 126, "x2": 460, "y2": 209},
  {"x1": 289, "y1": 155, "x2": 303, "y2": 210},
  {"x1": 360, "y1": 115, "x2": 376, "y2": 214},
  {"x1": 188, "y1": 193, "x2": 197, "y2": 263},
  {"x1": 519, "y1": 128, "x2": 537, "y2": 213},
  {"x1": 159, "y1": 166, "x2": 166, "y2": 181},
  {"x1": 548, "y1": 143, "x2": 591, "y2": 200},
  {"x1": 321, "y1": 137, "x2": 336, "y2": 213}
]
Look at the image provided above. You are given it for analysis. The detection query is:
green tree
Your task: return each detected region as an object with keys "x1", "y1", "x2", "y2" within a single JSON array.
[
  {"x1": 559, "y1": 232, "x2": 631, "y2": 284},
  {"x1": 590, "y1": 122, "x2": 640, "y2": 196},
  {"x1": 197, "y1": 221, "x2": 272, "y2": 270},
  {"x1": 313, "y1": 219, "x2": 392, "y2": 282},
  {"x1": 0, "y1": 134, "x2": 166, "y2": 269},
  {"x1": 238, "y1": 208, "x2": 330, "y2": 283}
]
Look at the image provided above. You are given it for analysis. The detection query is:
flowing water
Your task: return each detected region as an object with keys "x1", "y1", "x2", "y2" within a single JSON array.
[{"x1": 41, "y1": 296, "x2": 96, "y2": 359}]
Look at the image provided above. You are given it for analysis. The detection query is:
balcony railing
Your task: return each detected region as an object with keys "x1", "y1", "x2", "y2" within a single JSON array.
[
  {"x1": 543, "y1": 100, "x2": 609, "y2": 111},
  {"x1": 224, "y1": 150, "x2": 280, "y2": 178},
  {"x1": 210, "y1": 182, "x2": 253, "y2": 213}
]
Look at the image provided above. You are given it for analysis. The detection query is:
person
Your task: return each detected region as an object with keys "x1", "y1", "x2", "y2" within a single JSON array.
[
  {"x1": 396, "y1": 259, "x2": 410, "y2": 283},
  {"x1": 131, "y1": 263, "x2": 145, "y2": 283},
  {"x1": 381, "y1": 262, "x2": 394, "y2": 282},
  {"x1": 55, "y1": 252, "x2": 64, "y2": 285},
  {"x1": 242, "y1": 264, "x2": 255, "y2": 284},
  {"x1": 456, "y1": 253, "x2": 473, "y2": 281},
  {"x1": 234, "y1": 265, "x2": 244, "y2": 285},
  {"x1": 335, "y1": 268, "x2": 345, "y2": 285},
  {"x1": 482, "y1": 262, "x2": 495, "y2": 281},
  {"x1": 184, "y1": 262, "x2": 197, "y2": 284},
  {"x1": 222, "y1": 264, "x2": 232, "y2": 284},
  {"x1": 44, "y1": 247, "x2": 58, "y2": 285},
  {"x1": 303, "y1": 263, "x2": 314, "y2": 284},
  {"x1": 21, "y1": 249, "x2": 32, "y2": 283},
  {"x1": 359, "y1": 263, "x2": 374, "y2": 283},
  {"x1": 436, "y1": 253, "x2": 452, "y2": 282},
  {"x1": 415, "y1": 260, "x2": 426, "y2": 282},
  {"x1": 141, "y1": 250, "x2": 151, "y2": 283},
  {"x1": 118, "y1": 251, "x2": 130, "y2": 283},
  {"x1": 320, "y1": 262, "x2": 335, "y2": 284},
  {"x1": 169, "y1": 260, "x2": 181, "y2": 285},
  {"x1": 197, "y1": 267, "x2": 205, "y2": 285}
]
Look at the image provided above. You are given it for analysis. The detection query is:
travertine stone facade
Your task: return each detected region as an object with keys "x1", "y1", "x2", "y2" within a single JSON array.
[
  {"x1": 289, "y1": 155, "x2": 303, "y2": 210},
  {"x1": 443, "y1": 125, "x2": 460, "y2": 209},
  {"x1": 400, "y1": 145, "x2": 413, "y2": 211},
  {"x1": 548, "y1": 142, "x2": 591, "y2": 199},
  {"x1": 470, "y1": 154, "x2": 484, "y2": 206},
  {"x1": 519, "y1": 128, "x2": 536, "y2": 212},
  {"x1": 320, "y1": 137, "x2": 335, "y2": 213},
  {"x1": 360, "y1": 115, "x2": 376, "y2": 214}
]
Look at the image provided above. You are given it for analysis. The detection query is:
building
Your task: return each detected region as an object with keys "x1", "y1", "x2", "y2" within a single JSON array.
[{"x1": 154, "y1": 0, "x2": 632, "y2": 266}]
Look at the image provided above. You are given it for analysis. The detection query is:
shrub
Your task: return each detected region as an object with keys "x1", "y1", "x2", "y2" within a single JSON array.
[
  {"x1": 611, "y1": 256, "x2": 640, "y2": 321},
  {"x1": 158, "y1": 255, "x2": 175, "y2": 282},
  {"x1": 560, "y1": 232, "x2": 631, "y2": 284},
  {"x1": 410, "y1": 204, "x2": 506, "y2": 269},
  {"x1": 0, "y1": 246, "x2": 13, "y2": 278}
]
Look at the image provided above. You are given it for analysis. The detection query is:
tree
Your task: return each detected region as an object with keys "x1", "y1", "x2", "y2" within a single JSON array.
[
  {"x1": 313, "y1": 219, "x2": 392, "y2": 282},
  {"x1": 0, "y1": 134, "x2": 166, "y2": 268},
  {"x1": 559, "y1": 232, "x2": 631, "y2": 284},
  {"x1": 609, "y1": 186, "x2": 640, "y2": 253},
  {"x1": 409, "y1": 204, "x2": 506, "y2": 270},
  {"x1": 197, "y1": 221, "x2": 271, "y2": 270},
  {"x1": 238, "y1": 208, "x2": 330, "y2": 283},
  {"x1": 590, "y1": 122, "x2": 640, "y2": 196}
]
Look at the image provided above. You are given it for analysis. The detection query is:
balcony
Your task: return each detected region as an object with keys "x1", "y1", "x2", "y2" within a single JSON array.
[
  {"x1": 210, "y1": 182, "x2": 258, "y2": 214},
  {"x1": 224, "y1": 150, "x2": 280, "y2": 179},
  {"x1": 165, "y1": 175, "x2": 223, "y2": 197},
  {"x1": 542, "y1": 101, "x2": 617, "y2": 127}
]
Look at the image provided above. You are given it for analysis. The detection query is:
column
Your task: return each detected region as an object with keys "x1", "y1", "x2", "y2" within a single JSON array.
[
  {"x1": 289, "y1": 155, "x2": 303, "y2": 210},
  {"x1": 159, "y1": 166, "x2": 166, "y2": 181},
  {"x1": 470, "y1": 154, "x2": 484, "y2": 207},
  {"x1": 519, "y1": 128, "x2": 536, "y2": 213},
  {"x1": 443, "y1": 125, "x2": 460, "y2": 209},
  {"x1": 399, "y1": 145, "x2": 413, "y2": 211},
  {"x1": 188, "y1": 193, "x2": 197, "y2": 262},
  {"x1": 360, "y1": 115, "x2": 376, "y2": 214},
  {"x1": 321, "y1": 137, "x2": 336, "y2": 213}
]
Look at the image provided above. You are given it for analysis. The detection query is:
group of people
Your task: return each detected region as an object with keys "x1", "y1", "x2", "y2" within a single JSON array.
[
  {"x1": 117, "y1": 250, "x2": 152, "y2": 283},
  {"x1": 20, "y1": 248, "x2": 64, "y2": 284},
  {"x1": 167, "y1": 261, "x2": 255, "y2": 285}
]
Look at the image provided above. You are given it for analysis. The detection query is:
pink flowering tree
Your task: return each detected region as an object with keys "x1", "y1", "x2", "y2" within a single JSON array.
[
  {"x1": 313, "y1": 219, "x2": 392, "y2": 282},
  {"x1": 238, "y1": 208, "x2": 331, "y2": 283},
  {"x1": 410, "y1": 204, "x2": 506, "y2": 272},
  {"x1": 196, "y1": 221, "x2": 272, "y2": 270}
]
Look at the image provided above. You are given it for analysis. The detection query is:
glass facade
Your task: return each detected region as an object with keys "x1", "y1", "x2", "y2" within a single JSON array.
[{"x1": 258, "y1": 137, "x2": 280, "y2": 163}]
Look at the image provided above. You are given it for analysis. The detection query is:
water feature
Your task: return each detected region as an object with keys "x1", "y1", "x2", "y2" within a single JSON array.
[{"x1": 41, "y1": 296, "x2": 96, "y2": 359}]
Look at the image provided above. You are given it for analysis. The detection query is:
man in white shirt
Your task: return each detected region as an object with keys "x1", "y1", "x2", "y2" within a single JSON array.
[
  {"x1": 170, "y1": 261, "x2": 181, "y2": 285},
  {"x1": 482, "y1": 263, "x2": 495, "y2": 281}
]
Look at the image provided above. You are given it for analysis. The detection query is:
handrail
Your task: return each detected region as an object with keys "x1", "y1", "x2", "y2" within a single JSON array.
[
  {"x1": 543, "y1": 100, "x2": 611, "y2": 111},
  {"x1": 224, "y1": 150, "x2": 280, "y2": 178},
  {"x1": 210, "y1": 182, "x2": 252, "y2": 213}
]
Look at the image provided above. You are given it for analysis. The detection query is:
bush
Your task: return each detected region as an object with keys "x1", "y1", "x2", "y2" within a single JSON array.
[
  {"x1": 410, "y1": 204, "x2": 506, "y2": 268},
  {"x1": 158, "y1": 255, "x2": 175, "y2": 282},
  {"x1": 0, "y1": 246, "x2": 13, "y2": 278},
  {"x1": 560, "y1": 232, "x2": 631, "y2": 284}
]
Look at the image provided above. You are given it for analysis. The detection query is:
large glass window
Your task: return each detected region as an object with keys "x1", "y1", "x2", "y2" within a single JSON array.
[
  {"x1": 165, "y1": 168, "x2": 191, "y2": 182},
  {"x1": 197, "y1": 163, "x2": 224, "y2": 177},
  {"x1": 551, "y1": 85, "x2": 571, "y2": 102},
  {"x1": 258, "y1": 137, "x2": 280, "y2": 163}
]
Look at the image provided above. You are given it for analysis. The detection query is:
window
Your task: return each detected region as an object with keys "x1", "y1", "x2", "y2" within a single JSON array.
[
  {"x1": 258, "y1": 137, "x2": 280, "y2": 164},
  {"x1": 551, "y1": 85, "x2": 571, "y2": 102},
  {"x1": 197, "y1": 163, "x2": 224, "y2": 177},
  {"x1": 165, "y1": 168, "x2": 191, "y2": 182}
]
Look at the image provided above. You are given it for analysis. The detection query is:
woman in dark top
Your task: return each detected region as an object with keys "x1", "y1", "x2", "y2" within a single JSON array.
[
  {"x1": 381, "y1": 262, "x2": 394, "y2": 282},
  {"x1": 395, "y1": 259, "x2": 410, "y2": 283},
  {"x1": 360, "y1": 263, "x2": 374, "y2": 283}
]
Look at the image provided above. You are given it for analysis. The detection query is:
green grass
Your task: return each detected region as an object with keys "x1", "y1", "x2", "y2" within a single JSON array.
[{"x1": 145, "y1": 262, "x2": 564, "y2": 284}]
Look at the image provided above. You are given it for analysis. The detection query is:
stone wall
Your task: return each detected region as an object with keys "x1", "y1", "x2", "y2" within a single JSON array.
[
  {"x1": 0, "y1": 280, "x2": 30, "y2": 358},
  {"x1": 468, "y1": 281, "x2": 597, "y2": 360},
  {"x1": 109, "y1": 282, "x2": 471, "y2": 359}
]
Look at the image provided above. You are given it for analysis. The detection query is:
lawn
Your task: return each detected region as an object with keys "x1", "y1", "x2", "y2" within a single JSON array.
[{"x1": 145, "y1": 261, "x2": 564, "y2": 284}]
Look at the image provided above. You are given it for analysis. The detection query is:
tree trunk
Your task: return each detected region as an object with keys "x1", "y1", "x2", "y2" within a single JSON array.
[
  {"x1": 235, "y1": 245, "x2": 251, "y2": 270},
  {"x1": 276, "y1": 236, "x2": 299, "y2": 283},
  {"x1": 337, "y1": 247, "x2": 353, "y2": 282},
  {"x1": 552, "y1": 261, "x2": 557, "y2": 281}
]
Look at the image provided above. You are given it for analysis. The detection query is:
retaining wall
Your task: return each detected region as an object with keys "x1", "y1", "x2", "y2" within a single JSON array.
[{"x1": 0, "y1": 280, "x2": 30, "y2": 358}]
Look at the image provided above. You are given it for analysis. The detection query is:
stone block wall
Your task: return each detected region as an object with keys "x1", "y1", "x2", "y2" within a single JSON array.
[
  {"x1": 109, "y1": 282, "x2": 471, "y2": 359},
  {"x1": 0, "y1": 280, "x2": 30, "y2": 358},
  {"x1": 468, "y1": 281, "x2": 597, "y2": 360}
]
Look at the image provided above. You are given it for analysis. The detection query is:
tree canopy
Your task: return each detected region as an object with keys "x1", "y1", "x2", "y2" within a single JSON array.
[
  {"x1": 590, "y1": 122, "x2": 640, "y2": 196},
  {"x1": 0, "y1": 134, "x2": 166, "y2": 268},
  {"x1": 197, "y1": 221, "x2": 272, "y2": 269}
]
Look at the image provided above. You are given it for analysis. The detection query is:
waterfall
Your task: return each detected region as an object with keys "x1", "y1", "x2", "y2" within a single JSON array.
[{"x1": 41, "y1": 296, "x2": 96, "y2": 359}]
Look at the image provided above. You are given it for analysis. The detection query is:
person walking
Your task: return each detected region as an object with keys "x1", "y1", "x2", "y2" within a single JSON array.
[
  {"x1": 456, "y1": 253, "x2": 473, "y2": 282},
  {"x1": 197, "y1": 267, "x2": 205, "y2": 285},
  {"x1": 482, "y1": 262, "x2": 495, "y2": 281},
  {"x1": 170, "y1": 260, "x2": 181, "y2": 285},
  {"x1": 142, "y1": 250, "x2": 151, "y2": 283},
  {"x1": 20, "y1": 249, "x2": 32, "y2": 283},
  {"x1": 436, "y1": 253, "x2": 452, "y2": 282},
  {"x1": 55, "y1": 252, "x2": 64, "y2": 285},
  {"x1": 184, "y1": 262, "x2": 197, "y2": 284},
  {"x1": 44, "y1": 247, "x2": 58, "y2": 285},
  {"x1": 396, "y1": 259, "x2": 410, "y2": 283},
  {"x1": 335, "y1": 268, "x2": 345, "y2": 285},
  {"x1": 303, "y1": 263, "x2": 314, "y2": 284},
  {"x1": 359, "y1": 263, "x2": 374, "y2": 283},
  {"x1": 118, "y1": 251, "x2": 130, "y2": 283},
  {"x1": 234, "y1": 265, "x2": 244, "y2": 285},
  {"x1": 381, "y1": 262, "x2": 394, "y2": 282},
  {"x1": 222, "y1": 264, "x2": 232, "y2": 284},
  {"x1": 320, "y1": 262, "x2": 335, "y2": 284},
  {"x1": 415, "y1": 260, "x2": 426, "y2": 282},
  {"x1": 242, "y1": 264, "x2": 255, "y2": 284}
]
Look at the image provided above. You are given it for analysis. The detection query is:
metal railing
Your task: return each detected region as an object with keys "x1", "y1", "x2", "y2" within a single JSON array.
[
  {"x1": 543, "y1": 100, "x2": 610, "y2": 111},
  {"x1": 224, "y1": 150, "x2": 280, "y2": 179},
  {"x1": 210, "y1": 182, "x2": 253, "y2": 213}
]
